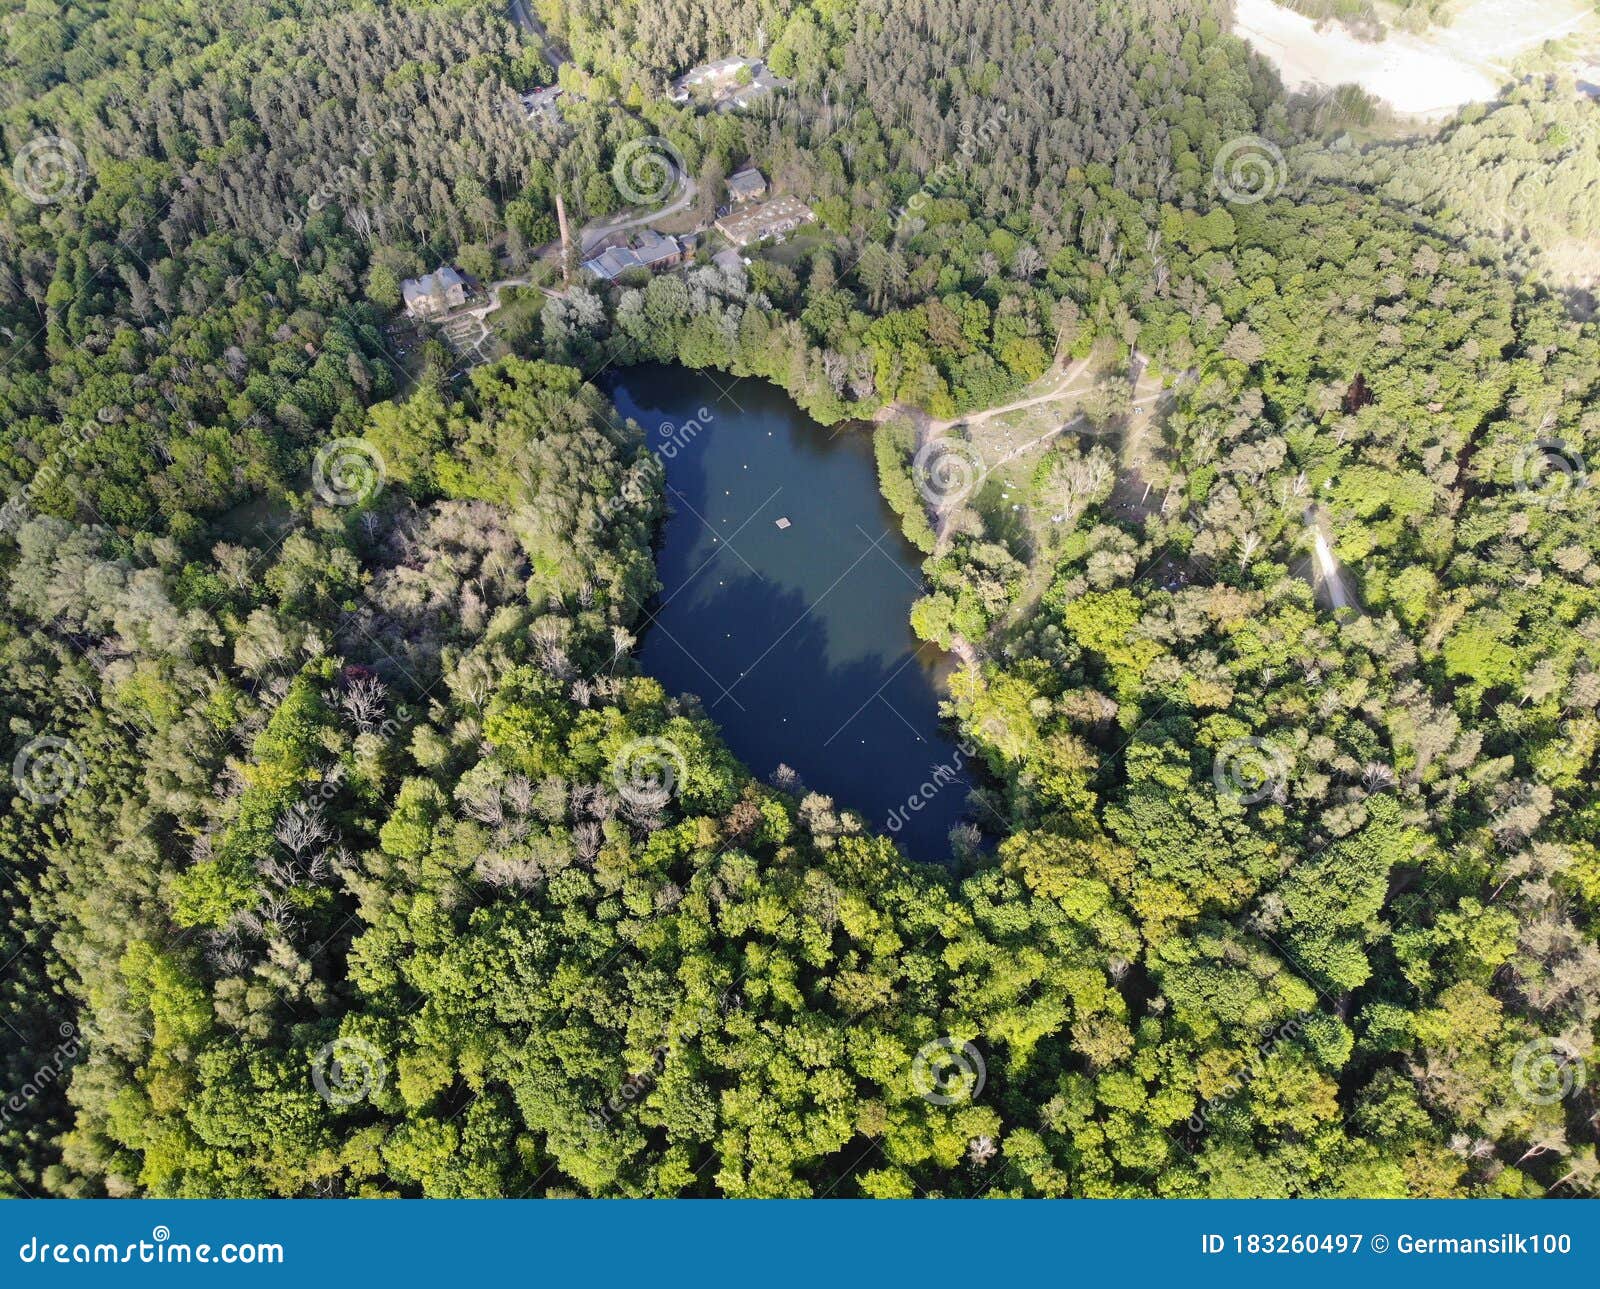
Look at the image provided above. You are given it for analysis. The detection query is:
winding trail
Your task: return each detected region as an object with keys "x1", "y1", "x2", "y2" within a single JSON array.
[
  {"x1": 931, "y1": 358, "x2": 1094, "y2": 435},
  {"x1": 890, "y1": 351, "x2": 1187, "y2": 658},
  {"x1": 896, "y1": 351, "x2": 1165, "y2": 548},
  {"x1": 434, "y1": 274, "x2": 560, "y2": 359},
  {"x1": 578, "y1": 169, "x2": 698, "y2": 253},
  {"x1": 875, "y1": 358, "x2": 1096, "y2": 437},
  {"x1": 434, "y1": 154, "x2": 694, "y2": 362}
]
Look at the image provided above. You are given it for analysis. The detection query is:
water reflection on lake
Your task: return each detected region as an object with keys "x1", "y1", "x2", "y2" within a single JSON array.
[{"x1": 602, "y1": 364, "x2": 975, "y2": 860}]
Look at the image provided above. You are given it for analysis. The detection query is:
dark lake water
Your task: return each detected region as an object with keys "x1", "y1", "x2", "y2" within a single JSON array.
[{"x1": 602, "y1": 364, "x2": 974, "y2": 860}]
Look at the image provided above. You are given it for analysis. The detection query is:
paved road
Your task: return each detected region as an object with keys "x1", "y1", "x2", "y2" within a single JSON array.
[
  {"x1": 505, "y1": 1, "x2": 698, "y2": 254},
  {"x1": 509, "y1": 0, "x2": 567, "y2": 70},
  {"x1": 578, "y1": 168, "x2": 698, "y2": 252}
]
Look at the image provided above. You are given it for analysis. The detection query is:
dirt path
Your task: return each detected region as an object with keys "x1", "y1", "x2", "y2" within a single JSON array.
[
  {"x1": 578, "y1": 170, "x2": 698, "y2": 253},
  {"x1": 434, "y1": 158, "x2": 695, "y2": 364},
  {"x1": 935, "y1": 358, "x2": 1093, "y2": 434},
  {"x1": 949, "y1": 351, "x2": 1167, "y2": 464},
  {"x1": 454, "y1": 274, "x2": 556, "y2": 322},
  {"x1": 982, "y1": 382, "x2": 1171, "y2": 472},
  {"x1": 877, "y1": 357, "x2": 1095, "y2": 439},
  {"x1": 510, "y1": 0, "x2": 568, "y2": 70},
  {"x1": 885, "y1": 352, "x2": 1157, "y2": 550},
  {"x1": 875, "y1": 351, "x2": 1181, "y2": 658},
  {"x1": 434, "y1": 273, "x2": 560, "y2": 360}
]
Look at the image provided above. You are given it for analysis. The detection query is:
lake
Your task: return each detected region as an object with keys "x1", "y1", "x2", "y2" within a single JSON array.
[{"x1": 602, "y1": 364, "x2": 975, "y2": 860}]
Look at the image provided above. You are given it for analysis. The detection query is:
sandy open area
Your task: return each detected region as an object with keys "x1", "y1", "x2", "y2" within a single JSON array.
[{"x1": 1234, "y1": 0, "x2": 1597, "y2": 118}]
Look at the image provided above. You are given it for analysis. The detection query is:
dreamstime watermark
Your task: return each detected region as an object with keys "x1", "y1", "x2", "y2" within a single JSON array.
[
  {"x1": 1188, "y1": 1011, "x2": 1312, "y2": 1133},
  {"x1": 304, "y1": 699, "x2": 412, "y2": 804},
  {"x1": 589, "y1": 408, "x2": 714, "y2": 531},
  {"x1": 18, "y1": 1228, "x2": 284, "y2": 1266},
  {"x1": 654, "y1": 409, "x2": 714, "y2": 460},
  {"x1": 1213, "y1": 135, "x2": 1287, "y2": 205},
  {"x1": 891, "y1": 106, "x2": 1010, "y2": 233},
  {"x1": 612, "y1": 136, "x2": 683, "y2": 206},
  {"x1": 912, "y1": 437, "x2": 985, "y2": 509},
  {"x1": 587, "y1": 1048, "x2": 668, "y2": 1133},
  {"x1": 911, "y1": 1036, "x2": 986, "y2": 1106},
  {"x1": 11, "y1": 134, "x2": 87, "y2": 204},
  {"x1": 1511, "y1": 1037, "x2": 1587, "y2": 1106},
  {"x1": 0, "y1": 416, "x2": 103, "y2": 537},
  {"x1": 591, "y1": 458, "x2": 663, "y2": 530},
  {"x1": 311, "y1": 438, "x2": 386, "y2": 507},
  {"x1": 611, "y1": 736, "x2": 688, "y2": 811},
  {"x1": 1512, "y1": 439, "x2": 1586, "y2": 501},
  {"x1": 587, "y1": 995, "x2": 733, "y2": 1132},
  {"x1": 0, "y1": 1022, "x2": 80, "y2": 1127},
  {"x1": 1212, "y1": 735, "x2": 1292, "y2": 805},
  {"x1": 287, "y1": 111, "x2": 408, "y2": 230},
  {"x1": 310, "y1": 1036, "x2": 387, "y2": 1107},
  {"x1": 10, "y1": 734, "x2": 85, "y2": 807},
  {"x1": 885, "y1": 737, "x2": 976, "y2": 834}
]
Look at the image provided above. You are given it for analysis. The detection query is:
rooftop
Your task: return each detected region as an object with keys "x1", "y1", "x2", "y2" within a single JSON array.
[
  {"x1": 582, "y1": 230, "x2": 687, "y2": 281},
  {"x1": 670, "y1": 57, "x2": 791, "y2": 109},
  {"x1": 582, "y1": 246, "x2": 643, "y2": 281},
  {"x1": 632, "y1": 227, "x2": 681, "y2": 266},
  {"x1": 715, "y1": 196, "x2": 814, "y2": 247},
  {"x1": 401, "y1": 265, "x2": 466, "y2": 302},
  {"x1": 674, "y1": 56, "x2": 756, "y2": 90},
  {"x1": 716, "y1": 64, "x2": 792, "y2": 112},
  {"x1": 726, "y1": 168, "x2": 767, "y2": 200}
]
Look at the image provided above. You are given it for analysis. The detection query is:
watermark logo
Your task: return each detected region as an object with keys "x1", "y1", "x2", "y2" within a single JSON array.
[
  {"x1": 1212, "y1": 736, "x2": 1291, "y2": 805},
  {"x1": 886, "y1": 738, "x2": 976, "y2": 833},
  {"x1": 912, "y1": 438, "x2": 985, "y2": 509},
  {"x1": 11, "y1": 735, "x2": 84, "y2": 806},
  {"x1": 587, "y1": 996, "x2": 736, "y2": 1132},
  {"x1": 1213, "y1": 135, "x2": 1286, "y2": 205},
  {"x1": 587, "y1": 1049, "x2": 668, "y2": 1132},
  {"x1": 911, "y1": 1037, "x2": 986, "y2": 1106},
  {"x1": 311, "y1": 1036, "x2": 387, "y2": 1106},
  {"x1": 612, "y1": 137, "x2": 683, "y2": 206},
  {"x1": 612, "y1": 736, "x2": 688, "y2": 811},
  {"x1": 1189, "y1": 1012, "x2": 1310, "y2": 1133},
  {"x1": 17, "y1": 1227, "x2": 284, "y2": 1266},
  {"x1": 12, "y1": 135, "x2": 87, "y2": 204},
  {"x1": 891, "y1": 106, "x2": 1010, "y2": 234},
  {"x1": 1, "y1": 1022, "x2": 80, "y2": 1127},
  {"x1": 657, "y1": 406, "x2": 714, "y2": 460},
  {"x1": 590, "y1": 408, "x2": 715, "y2": 532},
  {"x1": 1512, "y1": 440, "x2": 1586, "y2": 501},
  {"x1": 1511, "y1": 1037, "x2": 1586, "y2": 1106},
  {"x1": 311, "y1": 438, "x2": 386, "y2": 507}
]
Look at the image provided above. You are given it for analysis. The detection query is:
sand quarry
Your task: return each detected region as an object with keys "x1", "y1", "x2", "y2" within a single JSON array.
[{"x1": 1233, "y1": 0, "x2": 1598, "y2": 118}]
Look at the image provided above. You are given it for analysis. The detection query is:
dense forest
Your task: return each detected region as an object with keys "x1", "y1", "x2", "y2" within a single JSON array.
[{"x1": 1, "y1": 0, "x2": 1597, "y2": 1198}]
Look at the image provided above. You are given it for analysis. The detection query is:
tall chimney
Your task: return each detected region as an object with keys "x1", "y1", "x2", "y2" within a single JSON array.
[{"x1": 555, "y1": 192, "x2": 573, "y2": 286}]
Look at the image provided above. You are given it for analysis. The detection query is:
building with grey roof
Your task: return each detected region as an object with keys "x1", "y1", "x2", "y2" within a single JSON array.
[{"x1": 401, "y1": 266, "x2": 468, "y2": 318}]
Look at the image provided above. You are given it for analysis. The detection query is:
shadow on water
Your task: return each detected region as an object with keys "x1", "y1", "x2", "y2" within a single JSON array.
[{"x1": 602, "y1": 363, "x2": 976, "y2": 861}]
